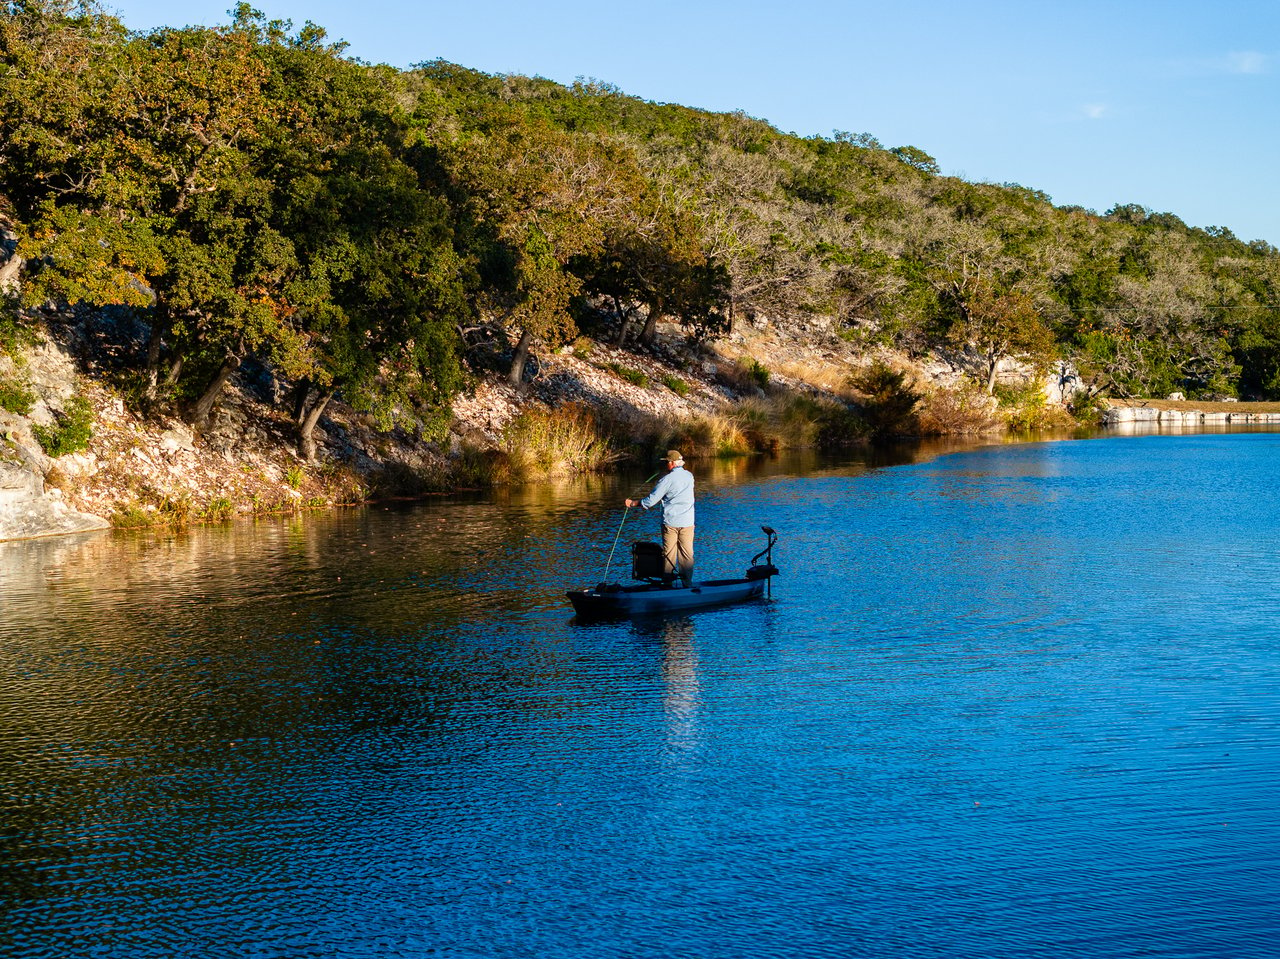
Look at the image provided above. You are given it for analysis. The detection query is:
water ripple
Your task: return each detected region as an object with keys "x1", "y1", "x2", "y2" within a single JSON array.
[{"x1": 5, "y1": 439, "x2": 1280, "y2": 957}]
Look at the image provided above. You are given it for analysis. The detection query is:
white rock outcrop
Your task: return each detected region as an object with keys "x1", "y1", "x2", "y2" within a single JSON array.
[
  {"x1": 1101, "y1": 405, "x2": 1280, "y2": 427},
  {"x1": 0, "y1": 457, "x2": 108, "y2": 541}
]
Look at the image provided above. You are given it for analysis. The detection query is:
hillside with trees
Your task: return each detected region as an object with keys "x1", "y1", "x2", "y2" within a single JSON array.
[{"x1": 4, "y1": 0, "x2": 1280, "y2": 531}]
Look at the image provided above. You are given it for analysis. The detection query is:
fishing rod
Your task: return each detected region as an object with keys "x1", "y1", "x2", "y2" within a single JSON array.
[{"x1": 601, "y1": 471, "x2": 659, "y2": 585}]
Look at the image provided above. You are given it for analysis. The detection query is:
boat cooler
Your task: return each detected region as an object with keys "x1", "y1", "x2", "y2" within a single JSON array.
[{"x1": 631, "y1": 541, "x2": 665, "y2": 581}]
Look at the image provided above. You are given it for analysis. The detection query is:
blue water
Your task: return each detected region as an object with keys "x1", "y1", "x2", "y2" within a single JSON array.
[{"x1": 4, "y1": 434, "x2": 1280, "y2": 958}]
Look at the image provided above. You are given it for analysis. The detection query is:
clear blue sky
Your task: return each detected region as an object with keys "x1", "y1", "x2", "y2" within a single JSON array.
[{"x1": 105, "y1": 0, "x2": 1280, "y2": 246}]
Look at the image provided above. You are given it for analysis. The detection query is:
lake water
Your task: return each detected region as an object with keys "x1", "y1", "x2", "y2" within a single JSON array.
[{"x1": 4, "y1": 432, "x2": 1280, "y2": 958}]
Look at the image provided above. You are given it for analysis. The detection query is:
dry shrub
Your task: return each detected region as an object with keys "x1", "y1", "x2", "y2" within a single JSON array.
[
  {"x1": 42, "y1": 464, "x2": 75, "y2": 493},
  {"x1": 916, "y1": 382, "x2": 1002, "y2": 434},
  {"x1": 775, "y1": 358, "x2": 852, "y2": 393}
]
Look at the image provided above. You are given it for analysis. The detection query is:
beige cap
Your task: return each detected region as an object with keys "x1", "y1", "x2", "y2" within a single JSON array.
[{"x1": 665, "y1": 449, "x2": 683, "y2": 462}]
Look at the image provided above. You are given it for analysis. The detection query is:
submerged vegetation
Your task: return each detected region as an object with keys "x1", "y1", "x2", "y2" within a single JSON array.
[{"x1": 3, "y1": 0, "x2": 1280, "y2": 509}]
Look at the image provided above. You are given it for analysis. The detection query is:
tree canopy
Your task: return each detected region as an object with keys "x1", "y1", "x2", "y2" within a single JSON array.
[{"x1": 3, "y1": 0, "x2": 1280, "y2": 439}]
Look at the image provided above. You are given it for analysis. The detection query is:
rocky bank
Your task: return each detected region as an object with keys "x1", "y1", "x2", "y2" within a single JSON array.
[{"x1": 0, "y1": 308, "x2": 1050, "y2": 543}]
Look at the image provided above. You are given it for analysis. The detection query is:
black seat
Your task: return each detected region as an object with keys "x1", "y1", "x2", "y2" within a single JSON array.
[{"x1": 631, "y1": 541, "x2": 665, "y2": 581}]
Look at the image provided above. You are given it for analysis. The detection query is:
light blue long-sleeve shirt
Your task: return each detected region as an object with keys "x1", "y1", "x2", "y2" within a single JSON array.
[{"x1": 641, "y1": 465, "x2": 695, "y2": 527}]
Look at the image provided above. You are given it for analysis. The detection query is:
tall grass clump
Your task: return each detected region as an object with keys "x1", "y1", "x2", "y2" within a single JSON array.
[
  {"x1": 652, "y1": 412, "x2": 752, "y2": 459},
  {"x1": 624, "y1": 393, "x2": 867, "y2": 460},
  {"x1": 111, "y1": 503, "x2": 157, "y2": 528},
  {"x1": 500, "y1": 403, "x2": 621, "y2": 482},
  {"x1": 662, "y1": 373, "x2": 690, "y2": 396},
  {"x1": 605, "y1": 362, "x2": 649, "y2": 387},
  {"x1": 735, "y1": 394, "x2": 872, "y2": 450},
  {"x1": 731, "y1": 395, "x2": 824, "y2": 451},
  {"x1": 199, "y1": 496, "x2": 236, "y2": 523},
  {"x1": 774, "y1": 357, "x2": 850, "y2": 393}
]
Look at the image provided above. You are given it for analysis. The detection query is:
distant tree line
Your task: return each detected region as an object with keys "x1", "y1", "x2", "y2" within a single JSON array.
[{"x1": 4, "y1": 0, "x2": 1280, "y2": 458}]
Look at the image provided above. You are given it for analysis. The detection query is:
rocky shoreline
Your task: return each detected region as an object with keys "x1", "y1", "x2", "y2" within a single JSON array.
[
  {"x1": 2, "y1": 310, "x2": 909, "y2": 542},
  {"x1": 35, "y1": 308, "x2": 1271, "y2": 544},
  {"x1": 1101, "y1": 402, "x2": 1280, "y2": 427}
]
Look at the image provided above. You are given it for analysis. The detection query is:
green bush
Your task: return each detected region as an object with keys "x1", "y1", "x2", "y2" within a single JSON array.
[
  {"x1": 605, "y1": 362, "x2": 649, "y2": 387},
  {"x1": 849, "y1": 360, "x2": 921, "y2": 438},
  {"x1": 1067, "y1": 391, "x2": 1108, "y2": 423},
  {"x1": 662, "y1": 374, "x2": 690, "y2": 396},
  {"x1": 0, "y1": 375, "x2": 35, "y2": 414},
  {"x1": 0, "y1": 310, "x2": 36, "y2": 357},
  {"x1": 31, "y1": 396, "x2": 94, "y2": 456},
  {"x1": 814, "y1": 400, "x2": 871, "y2": 447},
  {"x1": 994, "y1": 382, "x2": 1074, "y2": 431}
]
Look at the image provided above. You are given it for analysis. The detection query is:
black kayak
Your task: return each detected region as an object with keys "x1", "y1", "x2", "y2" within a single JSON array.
[{"x1": 568, "y1": 527, "x2": 779, "y2": 619}]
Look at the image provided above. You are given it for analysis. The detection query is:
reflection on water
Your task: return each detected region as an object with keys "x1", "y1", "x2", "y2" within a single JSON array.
[
  {"x1": 657, "y1": 617, "x2": 701, "y2": 755},
  {"x1": 4, "y1": 436, "x2": 1280, "y2": 958},
  {"x1": 1104, "y1": 421, "x2": 1280, "y2": 437}
]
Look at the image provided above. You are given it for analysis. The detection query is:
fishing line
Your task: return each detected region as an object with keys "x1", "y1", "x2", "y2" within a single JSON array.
[{"x1": 602, "y1": 470, "x2": 659, "y2": 584}]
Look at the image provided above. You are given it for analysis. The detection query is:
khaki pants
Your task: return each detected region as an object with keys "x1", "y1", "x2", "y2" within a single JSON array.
[{"x1": 662, "y1": 525, "x2": 695, "y2": 587}]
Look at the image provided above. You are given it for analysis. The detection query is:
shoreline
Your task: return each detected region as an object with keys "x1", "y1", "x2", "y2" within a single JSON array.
[
  {"x1": 1101, "y1": 399, "x2": 1280, "y2": 427},
  {"x1": 22, "y1": 316, "x2": 1280, "y2": 545},
  {"x1": 14, "y1": 421, "x2": 1279, "y2": 546}
]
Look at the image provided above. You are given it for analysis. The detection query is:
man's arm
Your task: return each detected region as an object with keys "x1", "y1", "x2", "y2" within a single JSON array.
[{"x1": 640, "y1": 473, "x2": 672, "y2": 509}]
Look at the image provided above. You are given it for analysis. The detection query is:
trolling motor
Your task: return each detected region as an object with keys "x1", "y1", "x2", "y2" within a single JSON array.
[{"x1": 746, "y1": 526, "x2": 780, "y2": 596}]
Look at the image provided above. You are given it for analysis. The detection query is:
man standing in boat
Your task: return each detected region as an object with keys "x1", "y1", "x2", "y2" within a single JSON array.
[{"x1": 626, "y1": 450, "x2": 695, "y2": 588}]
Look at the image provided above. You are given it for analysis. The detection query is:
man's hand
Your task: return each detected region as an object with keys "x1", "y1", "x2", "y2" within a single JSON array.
[{"x1": 625, "y1": 498, "x2": 637, "y2": 508}]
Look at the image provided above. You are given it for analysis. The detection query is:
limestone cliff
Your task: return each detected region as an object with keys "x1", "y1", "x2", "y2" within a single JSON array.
[{"x1": 0, "y1": 456, "x2": 108, "y2": 540}]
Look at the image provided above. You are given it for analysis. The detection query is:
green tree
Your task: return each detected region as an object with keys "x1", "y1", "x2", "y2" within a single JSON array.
[
  {"x1": 3, "y1": 5, "x2": 295, "y2": 424},
  {"x1": 421, "y1": 101, "x2": 638, "y2": 384},
  {"x1": 890, "y1": 145, "x2": 940, "y2": 175},
  {"x1": 255, "y1": 18, "x2": 468, "y2": 458},
  {"x1": 949, "y1": 282, "x2": 1057, "y2": 393}
]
